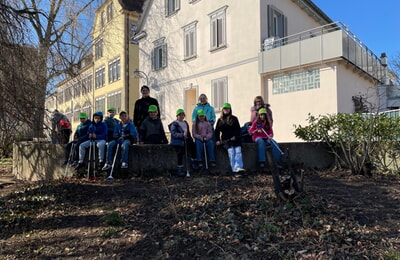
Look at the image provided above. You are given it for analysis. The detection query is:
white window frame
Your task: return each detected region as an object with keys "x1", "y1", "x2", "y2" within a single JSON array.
[
  {"x1": 106, "y1": 2, "x2": 113, "y2": 23},
  {"x1": 152, "y1": 38, "x2": 167, "y2": 71},
  {"x1": 165, "y1": 0, "x2": 180, "y2": 16},
  {"x1": 94, "y1": 38, "x2": 103, "y2": 60},
  {"x1": 208, "y1": 6, "x2": 228, "y2": 51},
  {"x1": 95, "y1": 96, "x2": 106, "y2": 113},
  {"x1": 154, "y1": 91, "x2": 165, "y2": 119},
  {"x1": 182, "y1": 21, "x2": 197, "y2": 60},
  {"x1": 108, "y1": 57, "x2": 121, "y2": 83},
  {"x1": 268, "y1": 5, "x2": 287, "y2": 39},
  {"x1": 107, "y1": 91, "x2": 122, "y2": 113},
  {"x1": 211, "y1": 77, "x2": 228, "y2": 111},
  {"x1": 95, "y1": 66, "x2": 106, "y2": 89}
]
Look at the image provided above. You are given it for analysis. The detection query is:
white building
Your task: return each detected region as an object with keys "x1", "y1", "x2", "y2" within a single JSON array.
[{"x1": 134, "y1": 0, "x2": 387, "y2": 142}]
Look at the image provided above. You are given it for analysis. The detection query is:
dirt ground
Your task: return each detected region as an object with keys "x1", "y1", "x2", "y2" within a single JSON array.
[{"x1": 0, "y1": 164, "x2": 399, "y2": 259}]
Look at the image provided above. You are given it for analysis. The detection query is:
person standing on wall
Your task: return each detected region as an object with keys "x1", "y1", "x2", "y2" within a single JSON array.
[
  {"x1": 191, "y1": 94, "x2": 216, "y2": 128},
  {"x1": 133, "y1": 85, "x2": 160, "y2": 132},
  {"x1": 51, "y1": 109, "x2": 72, "y2": 144}
]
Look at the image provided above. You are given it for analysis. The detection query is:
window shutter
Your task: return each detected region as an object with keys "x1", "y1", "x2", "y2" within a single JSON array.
[
  {"x1": 217, "y1": 18, "x2": 223, "y2": 46},
  {"x1": 161, "y1": 43, "x2": 167, "y2": 68},
  {"x1": 267, "y1": 5, "x2": 273, "y2": 37},
  {"x1": 151, "y1": 48, "x2": 155, "y2": 70},
  {"x1": 211, "y1": 19, "x2": 217, "y2": 48},
  {"x1": 185, "y1": 33, "x2": 189, "y2": 57}
]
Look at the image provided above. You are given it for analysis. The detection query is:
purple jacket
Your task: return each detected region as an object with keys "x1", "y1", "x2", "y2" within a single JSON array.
[{"x1": 192, "y1": 121, "x2": 213, "y2": 141}]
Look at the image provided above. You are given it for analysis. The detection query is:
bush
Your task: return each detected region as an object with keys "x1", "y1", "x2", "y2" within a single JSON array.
[{"x1": 294, "y1": 113, "x2": 400, "y2": 175}]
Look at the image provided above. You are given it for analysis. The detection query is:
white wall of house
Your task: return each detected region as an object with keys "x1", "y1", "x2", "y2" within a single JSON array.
[{"x1": 138, "y1": 0, "x2": 382, "y2": 142}]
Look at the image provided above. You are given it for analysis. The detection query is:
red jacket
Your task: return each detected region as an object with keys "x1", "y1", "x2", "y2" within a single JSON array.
[{"x1": 249, "y1": 120, "x2": 274, "y2": 141}]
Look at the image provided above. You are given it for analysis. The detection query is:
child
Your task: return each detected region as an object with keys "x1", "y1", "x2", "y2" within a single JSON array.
[
  {"x1": 102, "y1": 110, "x2": 137, "y2": 170},
  {"x1": 192, "y1": 109, "x2": 216, "y2": 167},
  {"x1": 215, "y1": 103, "x2": 245, "y2": 177},
  {"x1": 139, "y1": 105, "x2": 168, "y2": 144},
  {"x1": 168, "y1": 109, "x2": 197, "y2": 176},
  {"x1": 75, "y1": 111, "x2": 108, "y2": 169},
  {"x1": 103, "y1": 107, "x2": 120, "y2": 142},
  {"x1": 63, "y1": 112, "x2": 91, "y2": 167},
  {"x1": 248, "y1": 108, "x2": 280, "y2": 168}
]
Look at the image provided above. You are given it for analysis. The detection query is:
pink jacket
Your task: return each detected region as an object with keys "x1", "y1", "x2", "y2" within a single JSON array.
[
  {"x1": 192, "y1": 121, "x2": 213, "y2": 141},
  {"x1": 249, "y1": 120, "x2": 274, "y2": 141}
]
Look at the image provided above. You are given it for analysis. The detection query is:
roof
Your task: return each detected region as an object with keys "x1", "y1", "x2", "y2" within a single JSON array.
[{"x1": 118, "y1": 0, "x2": 145, "y2": 12}]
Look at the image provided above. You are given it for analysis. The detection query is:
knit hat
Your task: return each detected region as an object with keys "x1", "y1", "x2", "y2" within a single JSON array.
[
  {"x1": 176, "y1": 109, "x2": 185, "y2": 116},
  {"x1": 148, "y1": 105, "x2": 158, "y2": 112},
  {"x1": 78, "y1": 112, "x2": 87, "y2": 119},
  {"x1": 107, "y1": 107, "x2": 116, "y2": 112},
  {"x1": 222, "y1": 103, "x2": 231, "y2": 109},
  {"x1": 197, "y1": 109, "x2": 205, "y2": 116},
  {"x1": 258, "y1": 108, "x2": 267, "y2": 114}
]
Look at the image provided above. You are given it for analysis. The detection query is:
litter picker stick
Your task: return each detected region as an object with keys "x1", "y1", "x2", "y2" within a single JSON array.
[
  {"x1": 107, "y1": 143, "x2": 120, "y2": 182},
  {"x1": 64, "y1": 142, "x2": 75, "y2": 178},
  {"x1": 184, "y1": 138, "x2": 190, "y2": 177},
  {"x1": 256, "y1": 124, "x2": 284, "y2": 155},
  {"x1": 87, "y1": 140, "x2": 93, "y2": 179},
  {"x1": 203, "y1": 139, "x2": 208, "y2": 170}
]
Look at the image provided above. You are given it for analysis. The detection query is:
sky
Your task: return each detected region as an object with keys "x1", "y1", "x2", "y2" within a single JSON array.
[{"x1": 312, "y1": 0, "x2": 400, "y2": 66}]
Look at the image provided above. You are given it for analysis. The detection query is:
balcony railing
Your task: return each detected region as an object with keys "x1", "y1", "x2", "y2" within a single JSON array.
[{"x1": 259, "y1": 22, "x2": 385, "y2": 83}]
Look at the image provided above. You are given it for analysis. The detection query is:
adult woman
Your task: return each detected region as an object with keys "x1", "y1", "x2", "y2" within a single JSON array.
[
  {"x1": 250, "y1": 96, "x2": 273, "y2": 126},
  {"x1": 215, "y1": 103, "x2": 245, "y2": 177}
]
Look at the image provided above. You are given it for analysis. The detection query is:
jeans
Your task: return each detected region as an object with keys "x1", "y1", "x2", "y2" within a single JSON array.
[
  {"x1": 65, "y1": 141, "x2": 81, "y2": 162},
  {"x1": 79, "y1": 139, "x2": 106, "y2": 163},
  {"x1": 255, "y1": 138, "x2": 281, "y2": 163},
  {"x1": 227, "y1": 146, "x2": 244, "y2": 172},
  {"x1": 195, "y1": 139, "x2": 215, "y2": 162},
  {"x1": 106, "y1": 139, "x2": 131, "y2": 164}
]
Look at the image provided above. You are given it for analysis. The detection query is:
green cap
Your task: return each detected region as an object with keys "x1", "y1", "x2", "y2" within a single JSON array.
[
  {"x1": 119, "y1": 110, "x2": 127, "y2": 115},
  {"x1": 176, "y1": 109, "x2": 185, "y2": 116},
  {"x1": 78, "y1": 112, "x2": 87, "y2": 119},
  {"x1": 107, "y1": 107, "x2": 116, "y2": 111},
  {"x1": 222, "y1": 103, "x2": 231, "y2": 109},
  {"x1": 148, "y1": 105, "x2": 158, "y2": 112},
  {"x1": 197, "y1": 109, "x2": 205, "y2": 116},
  {"x1": 258, "y1": 108, "x2": 267, "y2": 114}
]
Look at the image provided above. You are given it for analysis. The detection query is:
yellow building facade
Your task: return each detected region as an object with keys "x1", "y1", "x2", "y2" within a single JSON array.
[{"x1": 56, "y1": 0, "x2": 142, "y2": 132}]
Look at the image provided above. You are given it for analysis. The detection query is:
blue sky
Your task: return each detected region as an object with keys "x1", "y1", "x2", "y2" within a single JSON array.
[{"x1": 312, "y1": 0, "x2": 400, "y2": 65}]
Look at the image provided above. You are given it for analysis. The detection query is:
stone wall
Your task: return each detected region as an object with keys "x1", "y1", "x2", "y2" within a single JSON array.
[{"x1": 13, "y1": 142, "x2": 334, "y2": 181}]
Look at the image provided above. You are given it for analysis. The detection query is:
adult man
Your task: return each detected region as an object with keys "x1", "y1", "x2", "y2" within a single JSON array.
[
  {"x1": 103, "y1": 107, "x2": 119, "y2": 142},
  {"x1": 51, "y1": 110, "x2": 72, "y2": 144},
  {"x1": 133, "y1": 85, "x2": 160, "y2": 130}
]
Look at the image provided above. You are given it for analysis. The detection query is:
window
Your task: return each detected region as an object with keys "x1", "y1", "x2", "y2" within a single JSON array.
[
  {"x1": 209, "y1": 6, "x2": 227, "y2": 50},
  {"x1": 82, "y1": 100, "x2": 92, "y2": 119},
  {"x1": 81, "y1": 74, "x2": 93, "y2": 95},
  {"x1": 100, "y1": 10, "x2": 105, "y2": 27},
  {"x1": 73, "y1": 82, "x2": 80, "y2": 98},
  {"x1": 268, "y1": 5, "x2": 287, "y2": 39},
  {"x1": 152, "y1": 38, "x2": 167, "y2": 70},
  {"x1": 165, "y1": 0, "x2": 180, "y2": 16},
  {"x1": 94, "y1": 38, "x2": 103, "y2": 60},
  {"x1": 95, "y1": 97, "x2": 105, "y2": 113},
  {"x1": 107, "y1": 91, "x2": 122, "y2": 113},
  {"x1": 95, "y1": 67, "x2": 106, "y2": 89},
  {"x1": 108, "y1": 58, "x2": 121, "y2": 83},
  {"x1": 73, "y1": 105, "x2": 81, "y2": 122},
  {"x1": 183, "y1": 21, "x2": 197, "y2": 59},
  {"x1": 272, "y1": 69, "x2": 320, "y2": 95},
  {"x1": 57, "y1": 90, "x2": 64, "y2": 104},
  {"x1": 106, "y1": 2, "x2": 113, "y2": 22},
  {"x1": 211, "y1": 77, "x2": 228, "y2": 111},
  {"x1": 65, "y1": 86, "x2": 73, "y2": 102}
]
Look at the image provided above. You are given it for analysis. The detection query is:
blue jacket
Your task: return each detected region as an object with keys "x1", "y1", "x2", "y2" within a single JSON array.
[
  {"x1": 74, "y1": 119, "x2": 92, "y2": 142},
  {"x1": 191, "y1": 102, "x2": 216, "y2": 126},
  {"x1": 168, "y1": 120, "x2": 193, "y2": 146},
  {"x1": 113, "y1": 119, "x2": 137, "y2": 143},
  {"x1": 104, "y1": 116, "x2": 120, "y2": 141},
  {"x1": 88, "y1": 121, "x2": 108, "y2": 141}
]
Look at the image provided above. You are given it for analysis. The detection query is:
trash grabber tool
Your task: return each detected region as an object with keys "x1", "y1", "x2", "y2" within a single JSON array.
[
  {"x1": 86, "y1": 140, "x2": 92, "y2": 179},
  {"x1": 106, "y1": 143, "x2": 120, "y2": 183},
  {"x1": 203, "y1": 138, "x2": 208, "y2": 170},
  {"x1": 64, "y1": 142, "x2": 75, "y2": 178},
  {"x1": 256, "y1": 124, "x2": 284, "y2": 156},
  {"x1": 92, "y1": 139, "x2": 97, "y2": 180},
  {"x1": 184, "y1": 138, "x2": 190, "y2": 177}
]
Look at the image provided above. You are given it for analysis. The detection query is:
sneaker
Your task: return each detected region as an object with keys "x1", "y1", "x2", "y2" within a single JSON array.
[
  {"x1": 191, "y1": 160, "x2": 199, "y2": 170},
  {"x1": 210, "y1": 162, "x2": 217, "y2": 167},
  {"x1": 234, "y1": 173, "x2": 242, "y2": 178},
  {"x1": 121, "y1": 162, "x2": 128, "y2": 169},
  {"x1": 259, "y1": 162, "x2": 265, "y2": 168},
  {"x1": 70, "y1": 161, "x2": 78, "y2": 168},
  {"x1": 236, "y1": 167, "x2": 245, "y2": 172},
  {"x1": 176, "y1": 167, "x2": 185, "y2": 177},
  {"x1": 74, "y1": 162, "x2": 85, "y2": 170},
  {"x1": 198, "y1": 162, "x2": 204, "y2": 168},
  {"x1": 102, "y1": 164, "x2": 112, "y2": 171},
  {"x1": 97, "y1": 160, "x2": 105, "y2": 171}
]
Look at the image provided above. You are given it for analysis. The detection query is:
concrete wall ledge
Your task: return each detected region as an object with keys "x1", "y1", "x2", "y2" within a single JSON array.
[{"x1": 13, "y1": 142, "x2": 334, "y2": 181}]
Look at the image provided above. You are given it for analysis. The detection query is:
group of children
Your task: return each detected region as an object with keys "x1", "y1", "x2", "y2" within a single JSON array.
[{"x1": 62, "y1": 94, "x2": 281, "y2": 179}]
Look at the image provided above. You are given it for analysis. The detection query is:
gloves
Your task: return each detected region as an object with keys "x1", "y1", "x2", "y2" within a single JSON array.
[{"x1": 203, "y1": 137, "x2": 207, "y2": 142}]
